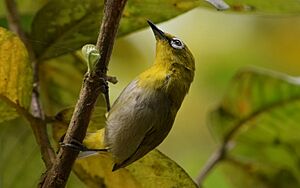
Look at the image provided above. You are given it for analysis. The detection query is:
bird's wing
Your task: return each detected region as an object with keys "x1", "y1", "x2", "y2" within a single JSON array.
[{"x1": 112, "y1": 126, "x2": 161, "y2": 171}]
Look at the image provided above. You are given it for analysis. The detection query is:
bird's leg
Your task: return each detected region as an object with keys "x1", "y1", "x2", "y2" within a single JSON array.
[
  {"x1": 60, "y1": 137, "x2": 107, "y2": 152},
  {"x1": 99, "y1": 76, "x2": 111, "y2": 111}
]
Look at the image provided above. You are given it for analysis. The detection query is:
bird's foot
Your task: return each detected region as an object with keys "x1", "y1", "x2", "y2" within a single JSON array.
[
  {"x1": 99, "y1": 77, "x2": 109, "y2": 95},
  {"x1": 60, "y1": 137, "x2": 107, "y2": 152},
  {"x1": 99, "y1": 77, "x2": 111, "y2": 111}
]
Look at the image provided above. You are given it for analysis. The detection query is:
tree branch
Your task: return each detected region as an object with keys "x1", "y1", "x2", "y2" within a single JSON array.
[
  {"x1": 40, "y1": 0, "x2": 128, "y2": 187},
  {"x1": 4, "y1": 0, "x2": 55, "y2": 169}
]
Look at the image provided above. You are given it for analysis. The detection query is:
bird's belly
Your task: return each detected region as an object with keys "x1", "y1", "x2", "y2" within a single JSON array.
[{"x1": 104, "y1": 86, "x2": 174, "y2": 163}]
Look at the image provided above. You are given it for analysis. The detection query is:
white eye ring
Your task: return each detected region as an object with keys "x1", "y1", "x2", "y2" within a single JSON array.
[{"x1": 170, "y1": 38, "x2": 184, "y2": 49}]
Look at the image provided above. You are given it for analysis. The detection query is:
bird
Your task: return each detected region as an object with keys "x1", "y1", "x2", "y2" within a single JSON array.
[{"x1": 104, "y1": 20, "x2": 195, "y2": 171}]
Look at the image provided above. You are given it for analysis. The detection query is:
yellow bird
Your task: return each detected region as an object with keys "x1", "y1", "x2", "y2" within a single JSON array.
[{"x1": 105, "y1": 20, "x2": 195, "y2": 171}]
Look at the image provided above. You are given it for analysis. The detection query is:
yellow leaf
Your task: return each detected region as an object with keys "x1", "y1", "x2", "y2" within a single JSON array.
[
  {"x1": 0, "y1": 27, "x2": 32, "y2": 122},
  {"x1": 73, "y1": 129, "x2": 197, "y2": 188},
  {"x1": 53, "y1": 120, "x2": 197, "y2": 187}
]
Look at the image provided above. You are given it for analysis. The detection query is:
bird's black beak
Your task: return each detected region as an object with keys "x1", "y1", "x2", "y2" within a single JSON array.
[{"x1": 147, "y1": 20, "x2": 166, "y2": 41}]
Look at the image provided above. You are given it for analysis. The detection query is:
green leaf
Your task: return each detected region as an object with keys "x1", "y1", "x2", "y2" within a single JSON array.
[
  {"x1": 210, "y1": 68, "x2": 300, "y2": 188},
  {"x1": 0, "y1": 0, "x2": 47, "y2": 17},
  {"x1": 39, "y1": 54, "x2": 86, "y2": 113},
  {"x1": 81, "y1": 44, "x2": 100, "y2": 74},
  {"x1": 0, "y1": 14, "x2": 34, "y2": 33},
  {"x1": 0, "y1": 0, "x2": 47, "y2": 32},
  {"x1": 29, "y1": 0, "x2": 300, "y2": 60},
  {"x1": 0, "y1": 27, "x2": 32, "y2": 123},
  {"x1": 30, "y1": 0, "x2": 200, "y2": 60},
  {"x1": 0, "y1": 119, "x2": 44, "y2": 187},
  {"x1": 0, "y1": 118, "x2": 85, "y2": 188}
]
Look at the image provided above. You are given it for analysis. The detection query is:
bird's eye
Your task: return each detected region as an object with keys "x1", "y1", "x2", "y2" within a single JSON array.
[{"x1": 170, "y1": 38, "x2": 184, "y2": 49}]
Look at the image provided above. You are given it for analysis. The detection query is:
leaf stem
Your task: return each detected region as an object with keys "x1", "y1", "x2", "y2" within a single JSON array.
[
  {"x1": 40, "y1": 0, "x2": 128, "y2": 187},
  {"x1": 195, "y1": 145, "x2": 226, "y2": 187},
  {"x1": 4, "y1": 0, "x2": 55, "y2": 169}
]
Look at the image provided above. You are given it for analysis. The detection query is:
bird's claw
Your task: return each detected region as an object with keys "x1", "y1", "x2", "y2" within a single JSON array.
[
  {"x1": 99, "y1": 77, "x2": 109, "y2": 95},
  {"x1": 60, "y1": 137, "x2": 89, "y2": 151},
  {"x1": 60, "y1": 137, "x2": 108, "y2": 152}
]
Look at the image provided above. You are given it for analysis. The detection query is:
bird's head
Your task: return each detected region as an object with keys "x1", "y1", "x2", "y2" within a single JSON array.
[{"x1": 147, "y1": 20, "x2": 195, "y2": 72}]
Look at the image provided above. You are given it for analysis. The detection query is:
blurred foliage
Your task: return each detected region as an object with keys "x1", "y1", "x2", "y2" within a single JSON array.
[
  {"x1": 0, "y1": 0, "x2": 47, "y2": 32},
  {"x1": 39, "y1": 54, "x2": 86, "y2": 114},
  {"x1": 0, "y1": 118, "x2": 44, "y2": 188},
  {"x1": 210, "y1": 68, "x2": 300, "y2": 188},
  {"x1": 0, "y1": 118, "x2": 86, "y2": 188},
  {"x1": 30, "y1": 0, "x2": 201, "y2": 60},
  {"x1": 210, "y1": 68, "x2": 300, "y2": 139},
  {"x1": 0, "y1": 27, "x2": 32, "y2": 123},
  {"x1": 1, "y1": 0, "x2": 300, "y2": 188}
]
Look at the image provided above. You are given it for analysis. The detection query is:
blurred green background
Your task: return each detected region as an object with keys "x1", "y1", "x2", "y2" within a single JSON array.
[
  {"x1": 1, "y1": 4, "x2": 300, "y2": 188},
  {"x1": 109, "y1": 9, "x2": 300, "y2": 188}
]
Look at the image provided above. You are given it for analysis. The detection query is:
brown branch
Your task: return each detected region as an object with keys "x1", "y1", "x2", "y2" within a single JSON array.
[
  {"x1": 4, "y1": 0, "x2": 55, "y2": 169},
  {"x1": 40, "y1": 0, "x2": 128, "y2": 187}
]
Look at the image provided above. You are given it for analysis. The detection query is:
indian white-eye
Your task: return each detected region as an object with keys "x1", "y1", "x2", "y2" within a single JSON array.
[{"x1": 104, "y1": 20, "x2": 195, "y2": 171}]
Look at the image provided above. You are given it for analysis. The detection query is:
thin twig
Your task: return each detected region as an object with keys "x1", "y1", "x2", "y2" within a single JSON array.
[
  {"x1": 40, "y1": 0, "x2": 128, "y2": 187},
  {"x1": 195, "y1": 145, "x2": 226, "y2": 187},
  {"x1": 0, "y1": 95, "x2": 36, "y2": 124},
  {"x1": 4, "y1": 0, "x2": 26, "y2": 45},
  {"x1": 4, "y1": 0, "x2": 55, "y2": 169},
  {"x1": 4, "y1": 0, "x2": 34, "y2": 59},
  {"x1": 106, "y1": 75, "x2": 118, "y2": 84}
]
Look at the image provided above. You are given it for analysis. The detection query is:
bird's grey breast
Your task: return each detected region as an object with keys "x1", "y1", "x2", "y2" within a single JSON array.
[{"x1": 104, "y1": 79, "x2": 173, "y2": 163}]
